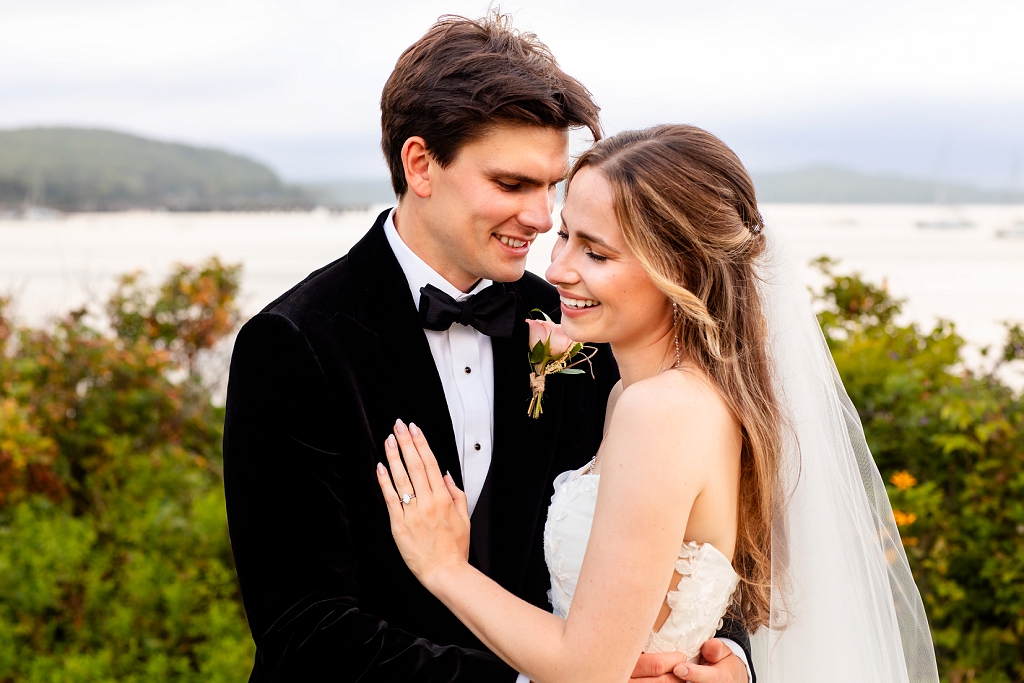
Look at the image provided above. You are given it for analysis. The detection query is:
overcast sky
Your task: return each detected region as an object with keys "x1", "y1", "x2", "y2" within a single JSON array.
[{"x1": 3, "y1": 0, "x2": 1023, "y2": 184}]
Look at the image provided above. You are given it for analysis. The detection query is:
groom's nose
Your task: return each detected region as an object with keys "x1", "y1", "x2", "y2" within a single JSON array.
[{"x1": 516, "y1": 186, "x2": 555, "y2": 234}]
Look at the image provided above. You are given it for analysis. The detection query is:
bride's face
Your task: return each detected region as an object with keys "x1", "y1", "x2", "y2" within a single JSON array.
[{"x1": 546, "y1": 166, "x2": 672, "y2": 348}]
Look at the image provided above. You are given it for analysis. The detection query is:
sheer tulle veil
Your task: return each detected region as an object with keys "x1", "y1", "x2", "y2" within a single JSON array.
[{"x1": 751, "y1": 227, "x2": 939, "y2": 683}]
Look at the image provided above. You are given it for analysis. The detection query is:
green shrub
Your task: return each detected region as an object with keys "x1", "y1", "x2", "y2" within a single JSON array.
[
  {"x1": 1, "y1": 254, "x2": 1021, "y2": 682},
  {"x1": 0, "y1": 259, "x2": 254, "y2": 682},
  {"x1": 814, "y1": 257, "x2": 1024, "y2": 683}
]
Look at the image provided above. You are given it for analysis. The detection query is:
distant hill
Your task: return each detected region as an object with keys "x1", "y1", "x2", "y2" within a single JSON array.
[
  {"x1": 5, "y1": 129, "x2": 1020, "y2": 211},
  {"x1": 753, "y1": 166, "x2": 1024, "y2": 204},
  {"x1": 0, "y1": 128, "x2": 314, "y2": 211}
]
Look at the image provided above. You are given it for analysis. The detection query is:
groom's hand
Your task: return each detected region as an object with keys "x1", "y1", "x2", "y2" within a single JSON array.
[
  {"x1": 673, "y1": 639, "x2": 747, "y2": 683},
  {"x1": 629, "y1": 652, "x2": 690, "y2": 682}
]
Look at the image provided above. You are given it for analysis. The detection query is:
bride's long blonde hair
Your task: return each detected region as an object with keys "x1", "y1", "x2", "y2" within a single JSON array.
[{"x1": 569, "y1": 124, "x2": 783, "y2": 631}]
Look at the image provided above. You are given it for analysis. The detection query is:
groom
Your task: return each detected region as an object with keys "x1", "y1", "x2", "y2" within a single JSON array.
[{"x1": 224, "y1": 14, "x2": 752, "y2": 683}]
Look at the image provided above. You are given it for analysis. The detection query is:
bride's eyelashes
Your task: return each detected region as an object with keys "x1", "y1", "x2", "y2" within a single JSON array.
[{"x1": 556, "y1": 229, "x2": 608, "y2": 262}]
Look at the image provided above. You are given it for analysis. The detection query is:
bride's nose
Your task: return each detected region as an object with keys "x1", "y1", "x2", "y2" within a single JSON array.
[{"x1": 546, "y1": 238, "x2": 579, "y2": 287}]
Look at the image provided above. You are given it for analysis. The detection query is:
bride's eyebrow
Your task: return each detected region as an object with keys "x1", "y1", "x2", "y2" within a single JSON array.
[{"x1": 560, "y1": 214, "x2": 620, "y2": 254}]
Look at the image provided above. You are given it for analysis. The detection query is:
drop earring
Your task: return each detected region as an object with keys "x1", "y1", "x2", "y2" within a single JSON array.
[{"x1": 672, "y1": 302, "x2": 681, "y2": 368}]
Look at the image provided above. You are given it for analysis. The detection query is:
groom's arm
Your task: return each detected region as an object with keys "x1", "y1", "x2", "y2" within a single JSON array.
[{"x1": 223, "y1": 312, "x2": 517, "y2": 682}]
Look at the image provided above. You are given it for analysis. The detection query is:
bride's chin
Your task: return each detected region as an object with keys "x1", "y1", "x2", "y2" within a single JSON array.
[
  {"x1": 561, "y1": 321, "x2": 601, "y2": 345},
  {"x1": 560, "y1": 320, "x2": 584, "y2": 341}
]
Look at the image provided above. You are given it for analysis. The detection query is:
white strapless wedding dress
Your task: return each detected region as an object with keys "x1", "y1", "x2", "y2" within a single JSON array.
[{"x1": 543, "y1": 467, "x2": 740, "y2": 662}]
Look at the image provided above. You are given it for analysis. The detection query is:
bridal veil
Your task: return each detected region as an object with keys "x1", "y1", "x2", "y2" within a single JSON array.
[{"x1": 751, "y1": 229, "x2": 939, "y2": 683}]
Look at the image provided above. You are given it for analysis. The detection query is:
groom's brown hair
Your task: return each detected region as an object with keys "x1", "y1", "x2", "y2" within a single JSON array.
[{"x1": 380, "y1": 12, "x2": 601, "y2": 197}]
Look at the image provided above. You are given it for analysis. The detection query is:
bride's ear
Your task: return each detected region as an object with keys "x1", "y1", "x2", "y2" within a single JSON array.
[{"x1": 402, "y1": 137, "x2": 433, "y2": 199}]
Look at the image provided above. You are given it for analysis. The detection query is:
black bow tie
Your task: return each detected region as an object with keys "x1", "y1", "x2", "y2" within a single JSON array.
[{"x1": 418, "y1": 283, "x2": 517, "y2": 338}]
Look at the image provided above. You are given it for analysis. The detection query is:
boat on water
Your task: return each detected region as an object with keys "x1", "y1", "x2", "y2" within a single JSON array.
[{"x1": 995, "y1": 220, "x2": 1024, "y2": 239}]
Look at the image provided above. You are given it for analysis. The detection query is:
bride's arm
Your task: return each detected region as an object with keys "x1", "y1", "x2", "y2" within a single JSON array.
[{"x1": 378, "y1": 374, "x2": 737, "y2": 683}]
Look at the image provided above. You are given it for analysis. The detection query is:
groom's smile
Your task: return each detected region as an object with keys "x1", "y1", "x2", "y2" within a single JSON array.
[{"x1": 493, "y1": 232, "x2": 534, "y2": 257}]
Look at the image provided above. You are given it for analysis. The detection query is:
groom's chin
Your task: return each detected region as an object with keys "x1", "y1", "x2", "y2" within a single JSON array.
[{"x1": 481, "y1": 258, "x2": 529, "y2": 284}]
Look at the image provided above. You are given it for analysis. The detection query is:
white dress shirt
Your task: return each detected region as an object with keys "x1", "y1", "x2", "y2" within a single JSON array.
[
  {"x1": 383, "y1": 209, "x2": 750, "y2": 683},
  {"x1": 383, "y1": 210, "x2": 494, "y2": 517}
]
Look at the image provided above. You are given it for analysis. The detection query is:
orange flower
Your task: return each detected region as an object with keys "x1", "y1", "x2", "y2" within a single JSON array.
[
  {"x1": 892, "y1": 509, "x2": 918, "y2": 527},
  {"x1": 890, "y1": 470, "x2": 917, "y2": 491}
]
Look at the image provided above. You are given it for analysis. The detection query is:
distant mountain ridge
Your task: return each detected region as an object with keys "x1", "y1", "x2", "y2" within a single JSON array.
[
  {"x1": 752, "y1": 166, "x2": 1024, "y2": 204},
  {"x1": 3, "y1": 128, "x2": 1022, "y2": 211},
  {"x1": 0, "y1": 128, "x2": 313, "y2": 211}
]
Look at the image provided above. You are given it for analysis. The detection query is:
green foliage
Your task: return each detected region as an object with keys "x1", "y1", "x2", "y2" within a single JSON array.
[
  {"x1": 107, "y1": 260, "x2": 243, "y2": 372},
  {"x1": 2, "y1": 252, "x2": 1021, "y2": 682},
  {"x1": 813, "y1": 256, "x2": 1024, "y2": 683},
  {"x1": 0, "y1": 259, "x2": 253, "y2": 681}
]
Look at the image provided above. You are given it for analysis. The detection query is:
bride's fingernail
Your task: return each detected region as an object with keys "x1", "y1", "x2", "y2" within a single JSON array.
[
  {"x1": 394, "y1": 419, "x2": 407, "y2": 434},
  {"x1": 409, "y1": 422, "x2": 421, "y2": 436},
  {"x1": 385, "y1": 434, "x2": 396, "y2": 449},
  {"x1": 376, "y1": 462, "x2": 386, "y2": 475},
  {"x1": 676, "y1": 665, "x2": 689, "y2": 677}
]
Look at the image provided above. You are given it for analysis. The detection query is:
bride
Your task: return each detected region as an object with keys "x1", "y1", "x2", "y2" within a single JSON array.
[{"x1": 375, "y1": 124, "x2": 939, "y2": 683}]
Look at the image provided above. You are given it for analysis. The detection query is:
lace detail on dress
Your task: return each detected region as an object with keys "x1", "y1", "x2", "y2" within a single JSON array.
[
  {"x1": 543, "y1": 469, "x2": 739, "y2": 662},
  {"x1": 643, "y1": 541, "x2": 740, "y2": 660}
]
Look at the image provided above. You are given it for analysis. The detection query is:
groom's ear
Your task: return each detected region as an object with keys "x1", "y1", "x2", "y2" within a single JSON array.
[{"x1": 401, "y1": 136, "x2": 433, "y2": 200}]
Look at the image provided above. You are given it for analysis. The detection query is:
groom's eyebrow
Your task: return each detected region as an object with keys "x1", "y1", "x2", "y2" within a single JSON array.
[
  {"x1": 488, "y1": 168, "x2": 566, "y2": 187},
  {"x1": 560, "y1": 214, "x2": 620, "y2": 254}
]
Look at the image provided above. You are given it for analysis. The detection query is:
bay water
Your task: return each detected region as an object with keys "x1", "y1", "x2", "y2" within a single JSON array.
[{"x1": 2, "y1": 204, "x2": 1022, "y2": 389}]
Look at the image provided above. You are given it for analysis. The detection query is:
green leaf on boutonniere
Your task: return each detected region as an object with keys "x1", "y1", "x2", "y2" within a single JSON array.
[
  {"x1": 524, "y1": 313, "x2": 598, "y2": 418},
  {"x1": 529, "y1": 340, "x2": 548, "y2": 364}
]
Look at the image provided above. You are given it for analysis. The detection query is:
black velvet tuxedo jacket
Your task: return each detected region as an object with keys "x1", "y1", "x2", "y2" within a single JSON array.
[{"x1": 223, "y1": 209, "x2": 752, "y2": 682}]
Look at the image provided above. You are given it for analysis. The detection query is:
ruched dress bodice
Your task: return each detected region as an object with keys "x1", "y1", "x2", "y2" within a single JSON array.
[{"x1": 543, "y1": 467, "x2": 740, "y2": 662}]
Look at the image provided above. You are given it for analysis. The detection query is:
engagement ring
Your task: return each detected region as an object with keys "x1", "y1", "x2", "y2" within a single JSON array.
[{"x1": 400, "y1": 493, "x2": 416, "y2": 505}]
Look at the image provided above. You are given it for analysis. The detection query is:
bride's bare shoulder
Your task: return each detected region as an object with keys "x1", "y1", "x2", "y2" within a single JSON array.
[
  {"x1": 604, "y1": 367, "x2": 739, "y2": 475},
  {"x1": 618, "y1": 366, "x2": 732, "y2": 423}
]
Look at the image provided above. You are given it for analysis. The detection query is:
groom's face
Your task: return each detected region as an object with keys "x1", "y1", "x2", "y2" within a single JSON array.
[{"x1": 421, "y1": 124, "x2": 569, "y2": 286}]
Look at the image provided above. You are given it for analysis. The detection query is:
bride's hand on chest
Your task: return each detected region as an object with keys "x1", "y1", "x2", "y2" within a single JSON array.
[{"x1": 376, "y1": 419, "x2": 472, "y2": 586}]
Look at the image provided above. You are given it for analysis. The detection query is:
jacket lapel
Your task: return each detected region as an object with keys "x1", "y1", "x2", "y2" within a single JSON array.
[
  {"x1": 342, "y1": 212, "x2": 464, "y2": 487},
  {"x1": 486, "y1": 288, "x2": 565, "y2": 592}
]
